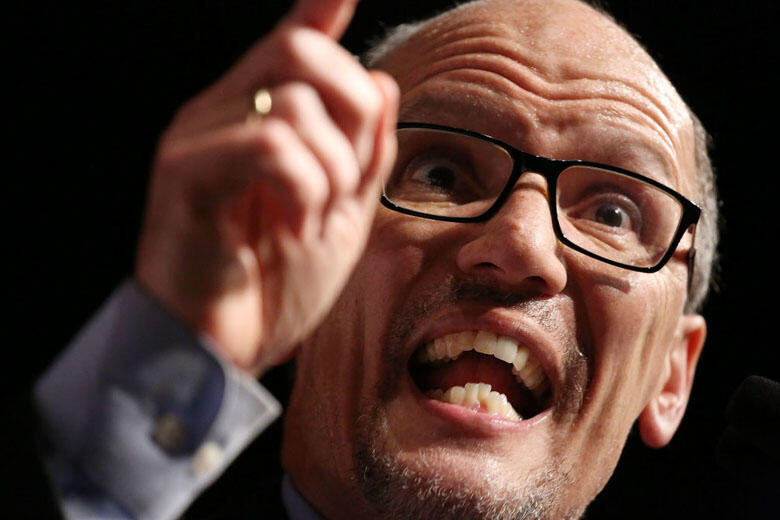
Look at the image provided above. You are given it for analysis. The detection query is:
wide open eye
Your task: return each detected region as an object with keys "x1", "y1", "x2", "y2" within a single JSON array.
[
  {"x1": 577, "y1": 194, "x2": 642, "y2": 232},
  {"x1": 403, "y1": 156, "x2": 477, "y2": 201},
  {"x1": 387, "y1": 142, "x2": 489, "y2": 206},
  {"x1": 556, "y1": 165, "x2": 686, "y2": 267},
  {"x1": 385, "y1": 126, "x2": 515, "y2": 217},
  {"x1": 412, "y1": 164, "x2": 455, "y2": 190},
  {"x1": 595, "y1": 203, "x2": 628, "y2": 228},
  {"x1": 411, "y1": 163, "x2": 457, "y2": 191},
  {"x1": 557, "y1": 166, "x2": 650, "y2": 239}
]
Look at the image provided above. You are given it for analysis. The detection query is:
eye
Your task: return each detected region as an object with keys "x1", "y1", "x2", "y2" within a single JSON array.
[
  {"x1": 578, "y1": 194, "x2": 641, "y2": 232},
  {"x1": 594, "y1": 202, "x2": 630, "y2": 228},
  {"x1": 410, "y1": 163, "x2": 459, "y2": 191},
  {"x1": 398, "y1": 154, "x2": 481, "y2": 203}
]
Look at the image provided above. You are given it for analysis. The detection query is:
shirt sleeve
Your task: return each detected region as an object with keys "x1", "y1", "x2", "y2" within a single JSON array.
[{"x1": 34, "y1": 281, "x2": 281, "y2": 520}]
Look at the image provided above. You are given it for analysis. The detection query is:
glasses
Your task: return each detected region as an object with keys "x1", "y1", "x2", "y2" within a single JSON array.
[{"x1": 381, "y1": 123, "x2": 701, "y2": 274}]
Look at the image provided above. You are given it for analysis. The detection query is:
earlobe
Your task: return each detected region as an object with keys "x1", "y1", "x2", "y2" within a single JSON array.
[{"x1": 639, "y1": 314, "x2": 707, "y2": 448}]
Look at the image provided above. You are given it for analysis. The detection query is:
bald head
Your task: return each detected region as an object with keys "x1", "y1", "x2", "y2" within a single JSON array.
[{"x1": 366, "y1": 0, "x2": 716, "y2": 311}]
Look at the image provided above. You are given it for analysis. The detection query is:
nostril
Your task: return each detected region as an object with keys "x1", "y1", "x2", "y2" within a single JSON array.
[{"x1": 526, "y1": 275, "x2": 554, "y2": 297}]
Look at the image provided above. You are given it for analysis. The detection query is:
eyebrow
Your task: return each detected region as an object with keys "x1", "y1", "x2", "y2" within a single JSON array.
[{"x1": 580, "y1": 128, "x2": 679, "y2": 188}]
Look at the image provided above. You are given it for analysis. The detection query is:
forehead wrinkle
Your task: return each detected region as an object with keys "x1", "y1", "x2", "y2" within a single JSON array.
[
  {"x1": 387, "y1": 5, "x2": 684, "y2": 128},
  {"x1": 400, "y1": 69, "x2": 681, "y2": 188},
  {"x1": 383, "y1": 1, "x2": 693, "y2": 190},
  {"x1": 386, "y1": 22, "x2": 540, "y2": 93}
]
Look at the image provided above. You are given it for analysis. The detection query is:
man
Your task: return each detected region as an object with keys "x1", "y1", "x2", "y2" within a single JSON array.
[{"x1": 36, "y1": 0, "x2": 718, "y2": 518}]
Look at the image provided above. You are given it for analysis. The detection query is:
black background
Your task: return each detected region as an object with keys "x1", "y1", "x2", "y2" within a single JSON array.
[{"x1": 9, "y1": 0, "x2": 780, "y2": 517}]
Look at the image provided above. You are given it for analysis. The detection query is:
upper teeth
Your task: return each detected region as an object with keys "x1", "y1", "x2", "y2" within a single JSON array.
[{"x1": 417, "y1": 330, "x2": 549, "y2": 396}]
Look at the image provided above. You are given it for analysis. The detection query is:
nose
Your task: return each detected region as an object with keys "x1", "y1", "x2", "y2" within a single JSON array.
[{"x1": 455, "y1": 173, "x2": 567, "y2": 297}]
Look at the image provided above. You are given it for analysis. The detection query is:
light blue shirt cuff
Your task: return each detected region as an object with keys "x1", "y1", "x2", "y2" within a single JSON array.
[{"x1": 35, "y1": 281, "x2": 281, "y2": 520}]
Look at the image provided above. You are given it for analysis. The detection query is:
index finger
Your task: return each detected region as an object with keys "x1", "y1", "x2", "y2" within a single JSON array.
[
  {"x1": 203, "y1": 0, "x2": 361, "y2": 102},
  {"x1": 281, "y1": 0, "x2": 359, "y2": 40}
]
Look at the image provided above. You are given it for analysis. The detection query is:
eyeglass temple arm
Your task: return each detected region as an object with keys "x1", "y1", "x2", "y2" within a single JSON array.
[{"x1": 686, "y1": 224, "x2": 698, "y2": 295}]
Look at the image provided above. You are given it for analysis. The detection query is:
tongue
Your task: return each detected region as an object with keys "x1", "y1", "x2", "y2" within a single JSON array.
[{"x1": 420, "y1": 351, "x2": 523, "y2": 403}]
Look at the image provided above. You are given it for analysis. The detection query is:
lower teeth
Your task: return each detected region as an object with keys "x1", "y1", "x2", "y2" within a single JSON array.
[{"x1": 427, "y1": 382, "x2": 521, "y2": 421}]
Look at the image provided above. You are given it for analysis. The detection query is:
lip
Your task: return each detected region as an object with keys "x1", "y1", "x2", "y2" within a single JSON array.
[{"x1": 405, "y1": 304, "x2": 564, "y2": 401}]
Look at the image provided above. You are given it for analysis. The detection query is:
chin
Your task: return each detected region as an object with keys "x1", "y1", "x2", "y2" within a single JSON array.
[{"x1": 354, "y1": 408, "x2": 587, "y2": 520}]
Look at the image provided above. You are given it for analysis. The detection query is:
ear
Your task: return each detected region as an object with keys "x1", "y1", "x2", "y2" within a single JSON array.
[{"x1": 639, "y1": 314, "x2": 706, "y2": 448}]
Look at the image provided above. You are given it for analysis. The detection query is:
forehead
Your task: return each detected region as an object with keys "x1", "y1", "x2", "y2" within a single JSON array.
[{"x1": 378, "y1": 0, "x2": 696, "y2": 194}]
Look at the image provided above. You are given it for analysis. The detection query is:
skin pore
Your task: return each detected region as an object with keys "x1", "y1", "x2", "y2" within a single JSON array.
[{"x1": 281, "y1": 1, "x2": 706, "y2": 518}]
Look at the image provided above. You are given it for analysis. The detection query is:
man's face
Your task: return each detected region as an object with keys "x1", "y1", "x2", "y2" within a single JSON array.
[{"x1": 283, "y1": 1, "x2": 702, "y2": 518}]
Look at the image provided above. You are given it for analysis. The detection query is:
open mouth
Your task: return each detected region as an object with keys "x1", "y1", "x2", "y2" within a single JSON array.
[{"x1": 409, "y1": 330, "x2": 553, "y2": 421}]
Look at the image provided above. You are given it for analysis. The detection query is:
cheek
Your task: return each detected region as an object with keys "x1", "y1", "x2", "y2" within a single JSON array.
[
  {"x1": 571, "y1": 267, "x2": 685, "y2": 443},
  {"x1": 356, "y1": 216, "x2": 429, "y2": 345},
  {"x1": 292, "y1": 214, "x2": 434, "y2": 423},
  {"x1": 348, "y1": 212, "x2": 471, "y2": 393},
  {"x1": 360, "y1": 210, "x2": 465, "y2": 320}
]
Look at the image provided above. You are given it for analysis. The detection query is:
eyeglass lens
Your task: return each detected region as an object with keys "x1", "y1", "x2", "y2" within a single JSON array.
[{"x1": 384, "y1": 127, "x2": 685, "y2": 269}]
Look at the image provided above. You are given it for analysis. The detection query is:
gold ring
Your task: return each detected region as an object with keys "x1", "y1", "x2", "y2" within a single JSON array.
[{"x1": 252, "y1": 88, "x2": 273, "y2": 117}]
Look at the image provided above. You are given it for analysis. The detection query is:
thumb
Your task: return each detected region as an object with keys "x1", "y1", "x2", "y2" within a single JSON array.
[{"x1": 282, "y1": 0, "x2": 359, "y2": 40}]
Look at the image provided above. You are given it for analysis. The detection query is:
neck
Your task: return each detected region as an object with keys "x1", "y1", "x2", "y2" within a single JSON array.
[{"x1": 282, "y1": 411, "x2": 376, "y2": 519}]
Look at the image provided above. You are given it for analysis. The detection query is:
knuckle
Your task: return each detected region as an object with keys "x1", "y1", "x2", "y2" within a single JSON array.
[
  {"x1": 341, "y1": 69, "x2": 384, "y2": 123},
  {"x1": 246, "y1": 119, "x2": 290, "y2": 160},
  {"x1": 272, "y1": 27, "x2": 309, "y2": 72},
  {"x1": 246, "y1": 120, "x2": 329, "y2": 207},
  {"x1": 281, "y1": 82, "x2": 319, "y2": 105},
  {"x1": 275, "y1": 82, "x2": 321, "y2": 120},
  {"x1": 356, "y1": 82, "x2": 384, "y2": 120},
  {"x1": 351, "y1": 87, "x2": 384, "y2": 163},
  {"x1": 305, "y1": 169, "x2": 330, "y2": 208}
]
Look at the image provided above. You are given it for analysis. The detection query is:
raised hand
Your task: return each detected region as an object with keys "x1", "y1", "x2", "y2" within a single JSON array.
[{"x1": 135, "y1": 0, "x2": 398, "y2": 373}]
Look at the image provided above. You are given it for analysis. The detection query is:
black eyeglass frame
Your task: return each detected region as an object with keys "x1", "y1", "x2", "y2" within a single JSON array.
[{"x1": 380, "y1": 122, "x2": 702, "y2": 274}]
